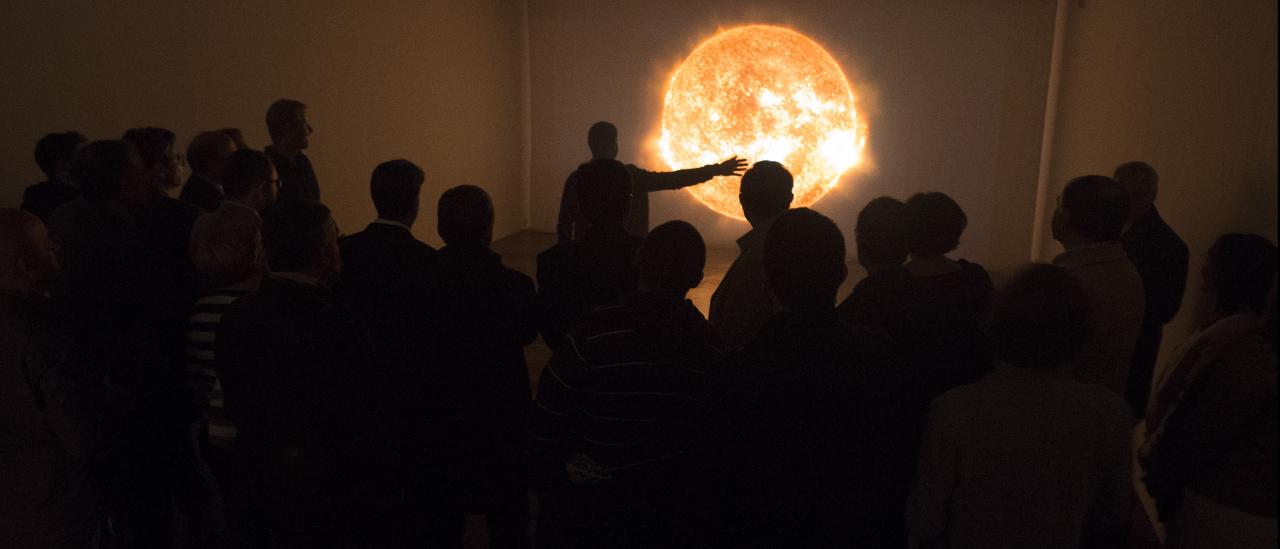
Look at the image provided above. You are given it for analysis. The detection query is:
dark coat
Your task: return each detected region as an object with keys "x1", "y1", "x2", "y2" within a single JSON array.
[
  {"x1": 536, "y1": 224, "x2": 642, "y2": 349},
  {"x1": 179, "y1": 173, "x2": 225, "y2": 212},
  {"x1": 20, "y1": 180, "x2": 80, "y2": 223},
  {"x1": 1122, "y1": 207, "x2": 1190, "y2": 417}
]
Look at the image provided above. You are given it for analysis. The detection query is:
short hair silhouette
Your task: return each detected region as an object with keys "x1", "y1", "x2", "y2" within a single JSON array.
[
  {"x1": 1113, "y1": 161, "x2": 1158, "y2": 202},
  {"x1": 438, "y1": 185, "x2": 494, "y2": 247},
  {"x1": 906, "y1": 192, "x2": 967, "y2": 256},
  {"x1": 71, "y1": 140, "x2": 137, "y2": 202},
  {"x1": 987, "y1": 264, "x2": 1093, "y2": 369},
  {"x1": 190, "y1": 212, "x2": 265, "y2": 290},
  {"x1": 1206, "y1": 233, "x2": 1278, "y2": 315},
  {"x1": 588, "y1": 121, "x2": 618, "y2": 158},
  {"x1": 740, "y1": 161, "x2": 794, "y2": 220},
  {"x1": 262, "y1": 199, "x2": 332, "y2": 272},
  {"x1": 1061, "y1": 175, "x2": 1129, "y2": 242},
  {"x1": 218, "y1": 127, "x2": 249, "y2": 150},
  {"x1": 221, "y1": 149, "x2": 274, "y2": 200},
  {"x1": 121, "y1": 127, "x2": 176, "y2": 170},
  {"x1": 856, "y1": 196, "x2": 910, "y2": 266},
  {"x1": 371, "y1": 159, "x2": 424, "y2": 221},
  {"x1": 186, "y1": 131, "x2": 236, "y2": 175},
  {"x1": 636, "y1": 220, "x2": 705, "y2": 291},
  {"x1": 266, "y1": 99, "x2": 307, "y2": 141},
  {"x1": 575, "y1": 158, "x2": 632, "y2": 227},
  {"x1": 764, "y1": 207, "x2": 847, "y2": 309},
  {"x1": 34, "y1": 131, "x2": 87, "y2": 179}
]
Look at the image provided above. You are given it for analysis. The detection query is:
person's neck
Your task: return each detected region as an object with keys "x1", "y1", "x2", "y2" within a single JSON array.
[
  {"x1": 374, "y1": 216, "x2": 414, "y2": 230},
  {"x1": 269, "y1": 141, "x2": 301, "y2": 159}
]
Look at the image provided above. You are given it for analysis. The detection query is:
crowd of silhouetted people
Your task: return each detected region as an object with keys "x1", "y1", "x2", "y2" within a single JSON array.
[{"x1": 1, "y1": 101, "x2": 1276, "y2": 549}]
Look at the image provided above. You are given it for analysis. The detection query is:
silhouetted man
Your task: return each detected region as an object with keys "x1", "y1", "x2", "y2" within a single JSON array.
[
  {"x1": 530, "y1": 221, "x2": 721, "y2": 548},
  {"x1": 908, "y1": 264, "x2": 1132, "y2": 549},
  {"x1": 538, "y1": 159, "x2": 642, "y2": 349},
  {"x1": 216, "y1": 199, "x2": 369, "y2": 547},
  {"x1": 181, "y1": 130, "x2": 238, "y2": 212},
  {"x1": 698, "y1": 208, "x2": 919, "y2": 547},
  {"x1": 1052, "y1": 175, "x2": 1145, "y2": 396},
  {"x1": 837, "y1": 196, "x2": 918, "y2": 333},
  {"x1": 708, "y1": 160, "x2": 793, "y2": 350},
  {"x1": 265, "y1": 99, "x2": 320, "y2": 203},
  {"x1": 21, "y1": 131, "x2": 87, "y2": 223},
  {"x1": 0, "y1": 208, "x2": 97, "y2": 549},
  {"x1": 48, "y1": 140, "x2": 194, "y2": 548},
  {"x1": 556, "y1": 121, "x2": 746, "y2": 240},
  {"x1": 428, "y1": 185, "x2": 538, "y2": 549},
  {"x1": 1115, "y1": 161, "x2": 1189, "y2": 418}
]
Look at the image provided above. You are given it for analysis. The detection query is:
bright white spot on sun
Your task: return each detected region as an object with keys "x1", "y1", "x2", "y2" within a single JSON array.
[{"x1": 660, "y1": 25, "x2": 868, "y2": 220}]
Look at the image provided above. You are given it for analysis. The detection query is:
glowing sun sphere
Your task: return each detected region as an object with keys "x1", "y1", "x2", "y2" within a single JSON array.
[{"x1": 660, "y1": 25, "x2": 867, "y2": 220}]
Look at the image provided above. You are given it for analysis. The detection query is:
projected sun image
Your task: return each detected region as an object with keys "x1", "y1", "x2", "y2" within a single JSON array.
[{"x1": 660, "y1": 25, "x2": 867, "y2": 220}]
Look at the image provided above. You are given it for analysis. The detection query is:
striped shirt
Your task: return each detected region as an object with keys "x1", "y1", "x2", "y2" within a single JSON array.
[
  {"x1": 186, "y1": 289, "x2": 251, "y2": 448},
  {"x1": 529, "y1": 290, "x2": 722, "y2": 492}
]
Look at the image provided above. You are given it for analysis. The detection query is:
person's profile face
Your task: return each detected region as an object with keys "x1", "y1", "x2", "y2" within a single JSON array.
[
  {"x1": 296, "y1": 109, "x2": 312, "y2": 149},
  {"x1": 159, "y1": 143, "x2": 185, "y2": 190}
]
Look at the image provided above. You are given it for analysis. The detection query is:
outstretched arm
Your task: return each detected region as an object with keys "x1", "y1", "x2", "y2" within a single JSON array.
[{"x1": 630, "y1": 156, "x2": 748, "y2": 193}]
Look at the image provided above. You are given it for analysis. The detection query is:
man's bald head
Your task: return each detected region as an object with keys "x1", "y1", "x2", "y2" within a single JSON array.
[
  {"x1": 0, "y1": 208, "x2": 59, "y2": 291},
  {"x1": 1113, "y1": 161, "x2": 1158, "y2": 223}
]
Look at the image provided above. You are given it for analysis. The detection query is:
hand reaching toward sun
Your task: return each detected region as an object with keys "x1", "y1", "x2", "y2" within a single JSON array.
[{"x1": 712, "y1": 156, "x2": 749, "y2": 177}]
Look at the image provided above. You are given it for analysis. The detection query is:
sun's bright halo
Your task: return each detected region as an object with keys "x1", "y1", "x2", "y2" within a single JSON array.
[{"x1": 659, "y1": 25, "x2": 867, "y2": 220}]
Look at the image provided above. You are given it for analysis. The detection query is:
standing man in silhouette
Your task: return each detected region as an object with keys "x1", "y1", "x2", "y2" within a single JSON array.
[
  {"x1": 1114, "y1": 161, "x2": 1189, "y2": 419},
  {"x1": 709, "y1": 160, "x2": 793, "y2": 351},
  {"x1": 265, "y1": 99, "x2": 320, "y2": 203},
  {"x1": 556, "y1": 121, "x2": 746, "y2": 241}
]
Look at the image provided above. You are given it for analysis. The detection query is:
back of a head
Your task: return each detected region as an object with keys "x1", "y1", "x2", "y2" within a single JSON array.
[
  {"x1": 575, "y1": 159, "x2": 632, "y2": 227},
  {"x1": 636, "y1": 220, "x2": 705, "y2": 292},
  {"x1": 739, "y1": 161, "x2": 794, "y2": 220},
  {"x1": 186, "y1": 131, "x2": 236, "y2": 175},
  {"x1": 587, "y1": 121, "x2": 618, "y2": 159},
  {"x1": 371, "y1": 159, "x2": 425, "y2": 222},
  {"x1": 1206, "y1": 233, "x2": 1278, "y2": 315},
  {"x1": 266, "y1": 99, "x2": 306, "y2": 141},
  {"x1": 221, "y1": 149, "x2": 274, "y2": 200},
  {"x1": 1061, "y1": 175, "x2": 1129, "y2": 243},
  {"x1": 218, "y1": 128, "x2": 248, "y2": 150},
  {"x1": 71, "y1": 140, "x2": 137, "y2": 202},
  {"x1": 856, "y1": 196, "x2": 910, "y2": 267},
  {"x1": 905, "y1": 192, "x2": 967, "y2": 257},
  {"x1": 191, "y1": 212, "x2": 265, "y2": 290},
  {"x1": 988, "y1": 263, "x2": 1093, "y2": 369},
  {"x1": 1113, "y1": 161, "x2": 1158, "y2": 203},
  {"x1": 764, "y1": 208, "x2": 847, "y2": 310},
  {"x1": 263, "y1": 199, "x2": 332, "y2": 273},
  {"x1": 121, "y1": 127, "x2": 176, "y2": 170},
  {"x1": 35, "y1": 131, "x2": 87, "y2": 179},
  {"x1": 437, "y1": 185, "x2": 494, "y2": 247}
]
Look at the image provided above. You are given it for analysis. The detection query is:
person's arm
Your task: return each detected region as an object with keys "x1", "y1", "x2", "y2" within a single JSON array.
[
  {"x1": 556, "y1": 173, "x2": 580, "y2": 243},
  {"x1": 628, "y1": 156, "x2": 747, "y2": 193},
  {"x1": 1151, "y1": 237, "x2": 1190, "y2": 326},
  {"x1": 906, "y1": 402, "x2": 958, "y2": 549},
  {"x1": 527, "y1": 337, "x2": 585, "y2": 490}
]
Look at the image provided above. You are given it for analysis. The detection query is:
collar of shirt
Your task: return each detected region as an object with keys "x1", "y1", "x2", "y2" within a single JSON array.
[
  {"x1": 372, "y1": 218, "x2": 412, "y2": 232},
  {"x1": 271, "y1": 271, "x2": 322, "y2": 287},
  {"x1": 223, "y1": 200, "x2": 260, "y2": 218},
  {"x1": 1052, "y1": 241, "x2": 1129, "y2": 271},
  {"x1": 737, "y1": 216, "x2": 778, "y2": 254},
  {"x1": 198, "y1": 173, "x2": 224, "y2": 194}
]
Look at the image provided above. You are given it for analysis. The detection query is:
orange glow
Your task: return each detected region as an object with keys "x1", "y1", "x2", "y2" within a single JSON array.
[{"x1": 660, "y1": 25, "x2": 867, "y2": 220}]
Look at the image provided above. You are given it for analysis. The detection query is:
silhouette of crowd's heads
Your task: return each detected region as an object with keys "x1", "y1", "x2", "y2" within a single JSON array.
[
  {"x1": 738, "y1": 160, "x2": 794, "y2": 224},
  {"x1": 1053, "y1": 175, "x2": 1130, "y2": 244},
  {"x1": 1203, "y1": 233, "x2": 1278, "y2": 315},
  {"x1": 988, "y1": 264, "x2": 1093, "y2": 370},
  {"x1": 636, "y1": 220, "x2": 705, "y2": 293},
  {"x1": 266, "y1": 98, "x2": 312, "y2": 150},
  {"x1": 575, "y1": 158, "x2": 632, "y2": 228},
  {"x1": 221, "y1": 149, "x2": 277, "y2": 212},
  {"x1": 370, "y1": 159, "x2": 425, "y2": 226},
  {"x1": 587, "y1": 120, "x2": 619, "y2": 159},
  {"x1": 855, "y1": 196, "x2": 910, "y2": 268},
  {"x1": 905, "y1": 191, "x2": 967, "y2": 257},
  {"x1": 1113, "y1": 160, "x2": 1159, "y2": 224},
  {"x1": 764, "y1": 207, "x2": 847, "y2": 311},
  {"x1": 0, "y1": 208, "x2": 59, "y2": 292},
  {"x1": 186, "y1": 130, "x2": 237, "y2": 180},
  {"x1": 71, "y1": 140, "x2": 148, "y2": 206},
  {"x1": 34, "y1": 131, "x2": 87, "y2": 183},
  {"x1": 122, "y1": 126, "x2": 183, "y2": 192},
  {"x1": 263, "y1": 199, "x2": 339, "y2": 279},
  {"x1": 438, "y1": 184, "x2": 495, "y2": 247}
]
